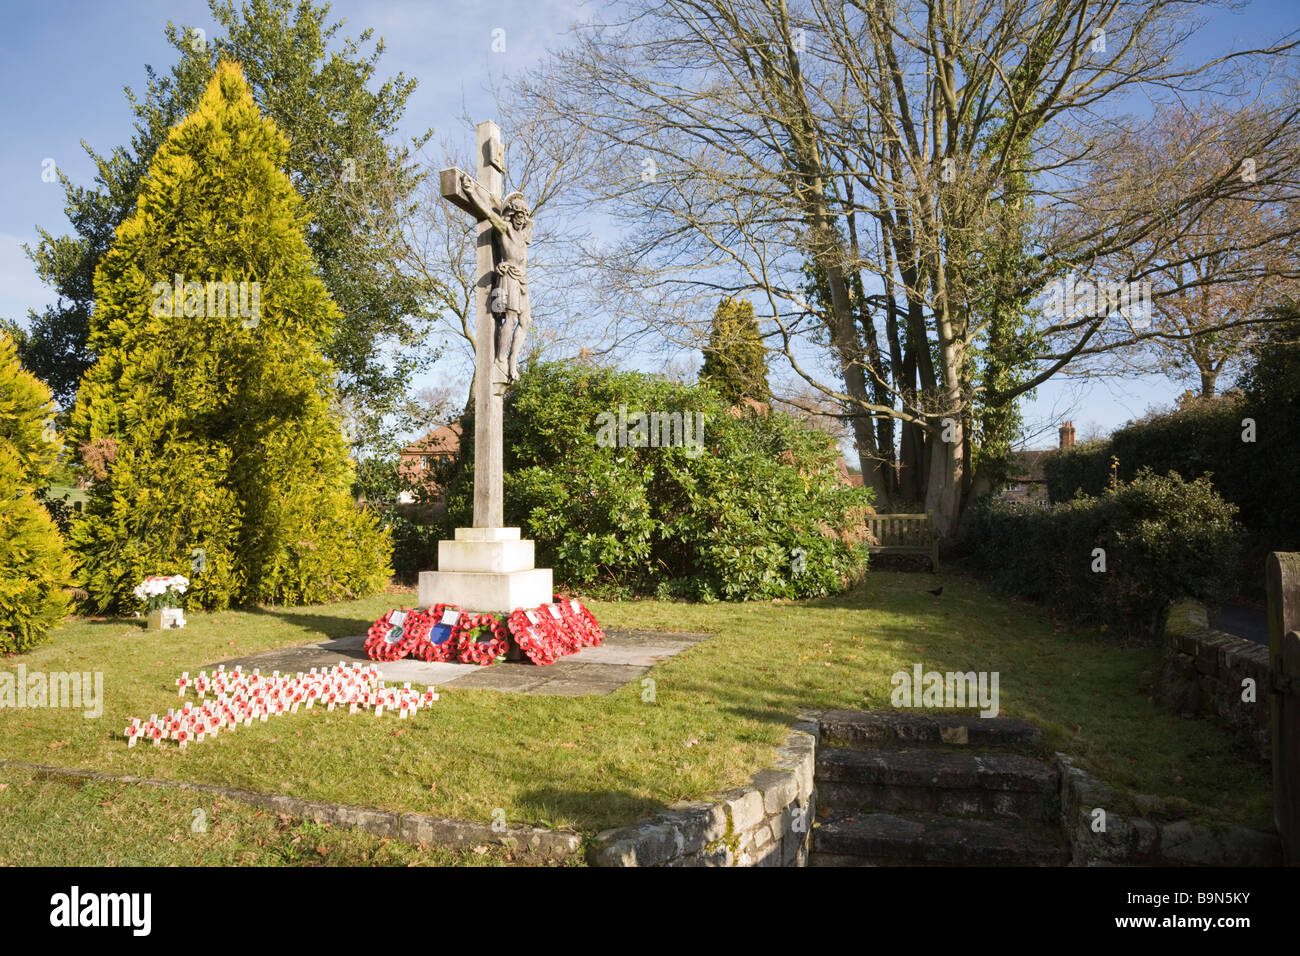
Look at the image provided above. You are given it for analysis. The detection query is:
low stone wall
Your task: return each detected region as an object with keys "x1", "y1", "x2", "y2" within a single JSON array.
[
  {"x1": 587, "y1": 714, "x2": 819, "y2": 867},
  {"x1": 1157, "y1": 600, "x2": 1271, "y2": 762},
  {"x1": 1058, "y1": 754, "x2": 1279, "y2": 866}
]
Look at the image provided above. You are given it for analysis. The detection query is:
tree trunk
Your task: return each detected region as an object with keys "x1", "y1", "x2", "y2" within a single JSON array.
[
  {"x1": 823, "y1": 261, "x2": 890, "y2": 505},
  {"x1": 1199, "y1": 365, "x2": 1218, "y2": 398},
  {"x1": 925, "y1": 421, "x2": 964, "y2": 539},
  {"x1": 924, "y1": 293, "x2": 966, "y2": 539}
]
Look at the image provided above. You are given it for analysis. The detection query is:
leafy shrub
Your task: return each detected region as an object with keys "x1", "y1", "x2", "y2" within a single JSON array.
[
  {"x1": 0, "y1": 333, "x2": 71, "y2": 652},
  {"x1": 440, "y1": 361, "x2": 872, "y2": 600},
  {"x1": 959, "y1": 469, "x2": 1242, "y2": 637}
]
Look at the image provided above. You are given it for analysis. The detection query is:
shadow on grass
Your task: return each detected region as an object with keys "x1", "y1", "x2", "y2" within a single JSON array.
[
  {"x1": 238, "y1": 605, "x2": 379, "y2": 643},
  {"x1": 62, "y1": 615, "x2": 148, "y2": 633}
]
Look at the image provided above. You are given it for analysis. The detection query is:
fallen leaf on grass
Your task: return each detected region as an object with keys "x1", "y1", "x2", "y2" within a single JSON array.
[
  {"x1": 559, "y1": 742, "x2": 575, "y2": 748},
  {"x1": 315, "y1": 845, "x2": 329, "y2": 857},
  {"x1": 48, "y1": 741, "x2": 68, "y2": 749},
  {"x1": 472, "y1": 846, "x2": 488, "y2": 855}
]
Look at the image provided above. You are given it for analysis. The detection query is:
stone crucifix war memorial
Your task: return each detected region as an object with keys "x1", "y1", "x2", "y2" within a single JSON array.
[{"x1": 420, "y1": 121, "x2": 552, "y2": 615}]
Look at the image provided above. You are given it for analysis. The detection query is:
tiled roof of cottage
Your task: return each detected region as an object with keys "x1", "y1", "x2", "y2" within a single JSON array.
[{"x1": 403, "y1": 423, "x2": 462, "y2": 456}]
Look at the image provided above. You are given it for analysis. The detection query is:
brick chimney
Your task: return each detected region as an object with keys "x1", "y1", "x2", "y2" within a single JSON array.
[{"x1": 1058, "y1": 421, "x2": 1076, "y2": 450}]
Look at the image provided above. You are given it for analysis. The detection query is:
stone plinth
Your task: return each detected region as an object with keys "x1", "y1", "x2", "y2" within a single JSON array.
[
  {"x1": 437, "y1": 538, "x2": 534, "y2": 574},
  {"x1": 419, "y1": 527, "x2": 553, "y2": 613}
]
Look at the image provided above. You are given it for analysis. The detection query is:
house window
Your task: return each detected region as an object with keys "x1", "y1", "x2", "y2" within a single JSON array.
[{"x1": 421, "y1": 456, "x2": 431, "y2": 469}]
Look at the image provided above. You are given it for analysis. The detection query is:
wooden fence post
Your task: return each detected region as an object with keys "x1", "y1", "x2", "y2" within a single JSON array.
[{"x1": 1266, "y1": 552, "x2": 1300, "y2": 865}]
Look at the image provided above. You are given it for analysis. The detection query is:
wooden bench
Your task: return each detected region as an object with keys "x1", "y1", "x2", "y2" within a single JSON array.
[{"x1": 865, "y1": 512, "x2": 939, "y2": 571}]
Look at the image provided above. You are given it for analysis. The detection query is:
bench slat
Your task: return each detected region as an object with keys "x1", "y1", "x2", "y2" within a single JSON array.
[{"x1": 865, "y1": 513, "x2": 939, "y2": 570}]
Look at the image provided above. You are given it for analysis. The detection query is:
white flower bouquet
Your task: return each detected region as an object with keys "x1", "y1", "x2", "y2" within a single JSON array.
[{"x1": 133, "y1": 575, "x2": 190, "y2": 613}]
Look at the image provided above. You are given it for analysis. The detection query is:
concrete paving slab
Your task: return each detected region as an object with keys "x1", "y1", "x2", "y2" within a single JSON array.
[
  {"x1": 596, "y1": 629, "x2": 712, "y2": 647},
  {"x1": 373, "y1": 659, "x2": 479, "y2": 685},
  {"x1": 440, "y1": 667, "x2": 553, "y2": 692},
  {"x1": 524, "y1": 678, "x2": 627, "y2": 697},
  {"x1": 542, "y1": 661, "x2": 650, "y2": 683},
  {"x1": 205, "y1": 627, "x2": 714, "y2": 697},
  {"x1": 313, "y1": 634, "x2": 366, "y2": 654},
  {"x1": 567, "y1": 644, "x2": 689, "y2": 667}
]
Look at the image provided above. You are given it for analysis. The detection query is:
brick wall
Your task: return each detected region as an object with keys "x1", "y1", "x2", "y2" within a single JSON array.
[{"x1": 1157, "y1": 600, "x2": 1271, "y2": 762}]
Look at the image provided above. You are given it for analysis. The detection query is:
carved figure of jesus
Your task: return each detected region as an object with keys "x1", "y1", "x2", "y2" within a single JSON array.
[{"x1": 459, "y1": 173, "x2": 533, "y2": 383}]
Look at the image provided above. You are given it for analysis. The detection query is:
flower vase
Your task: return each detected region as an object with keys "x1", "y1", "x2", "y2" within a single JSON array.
[{"x1": 148, "y1": 607, "x2": 186, "y2": 630}]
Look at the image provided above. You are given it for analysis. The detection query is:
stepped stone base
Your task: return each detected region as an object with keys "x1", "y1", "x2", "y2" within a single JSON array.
[
  {"x1": 810, "y1": 811, "x2": 1068, "y2": 866},
  {"x1": 811, "y1": 710, "x2": 1068, "y2": 866},
  {"x1": 418, "y1": 527, "x2": 553, "y2": 613},
  {"x1": 437, "y1": 538, "x2": 535, "y2": 573},
  {"x1": 816, "y1": 746, "x2": 1059, "y2": 821},
  {"x1": 819, "y1": 709, "x2": 1044, "y2": 751}
]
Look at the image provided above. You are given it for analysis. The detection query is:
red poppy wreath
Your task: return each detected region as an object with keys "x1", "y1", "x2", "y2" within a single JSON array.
[
  {"x1": 558, "y1": 597, "x2": 605, "y2": 646},
  {"x1": 411, "y1": 603, "x2": 462, "y2": 662},
  {"x1": 364, "y1": 608, "x2": 426, "y2": 661},
  {"x1": 507, "y1": 607, "x2": 561, "y2": 665},
  {"x1": 454, "y1": 612, "x2": 511, "y2": 666}
]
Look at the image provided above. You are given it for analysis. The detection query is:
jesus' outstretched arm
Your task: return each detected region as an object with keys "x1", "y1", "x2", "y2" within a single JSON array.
[{"x1": 459, "y1": 172, "x2": 511, "y2": 236}]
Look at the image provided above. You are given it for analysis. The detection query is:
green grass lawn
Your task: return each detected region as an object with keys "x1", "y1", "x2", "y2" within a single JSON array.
[
  {"x1": 0, "y1": 767, "x2": 539, "y2": 866},
  {"x1": 0, "y1": 571, "x2": 1272, "y2": 866},
  {"x1": 44, "y1": 484, "x2": 88, "y2": 507}
]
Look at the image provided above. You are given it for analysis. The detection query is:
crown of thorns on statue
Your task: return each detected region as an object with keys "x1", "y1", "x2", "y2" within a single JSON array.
[{"x1": 504, "y1": 192, "x2": 531, "y2": 219}]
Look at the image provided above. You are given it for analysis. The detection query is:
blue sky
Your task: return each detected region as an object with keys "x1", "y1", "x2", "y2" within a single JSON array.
[{"x1": 1, "y1": 0, "x2": 1295, "y2": 449}]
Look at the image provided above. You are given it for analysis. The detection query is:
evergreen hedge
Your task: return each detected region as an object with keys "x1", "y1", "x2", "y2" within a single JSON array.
[
  {"x1": 959, "y1": 469, "x2": 1243, "y2": 637},
  {"x1": 1042, "y1": 370, "x2": 1299, "y2": 593},
  {"x1": 0, "y1": 333, "x2": 71, "y2": 652},
  {"x1": 69, "y1": 62, "x2": 390, "y2": 612}
]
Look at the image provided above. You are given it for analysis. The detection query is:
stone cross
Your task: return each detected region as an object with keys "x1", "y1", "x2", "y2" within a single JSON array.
[
  {"x1": 424, "y1": 123, "x2": 550, "y2": 615},
  {"x1": 439, "y1": 121, "x2": 518, "y2": 528}
]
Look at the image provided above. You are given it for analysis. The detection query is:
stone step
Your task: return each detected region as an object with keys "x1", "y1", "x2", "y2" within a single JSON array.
[
  {"x1": 816, "y1": 746, "x2": 1059, "y2": 821},
  {"x1": 819, "y1": 709, "x2": 1043, "y2": 752},
  {"x1": 810, "y1": 810, "x2": 1068, "y2": 866}
]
